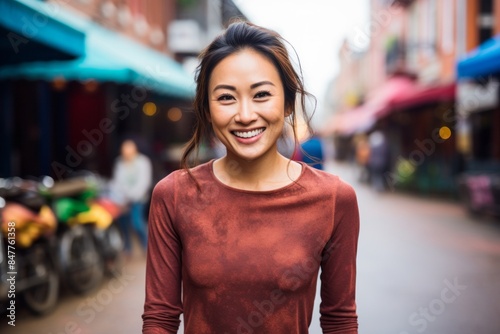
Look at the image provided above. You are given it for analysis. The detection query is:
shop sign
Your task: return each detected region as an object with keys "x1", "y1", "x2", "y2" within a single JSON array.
[
  {"x1": 457, "y1": 78, "x2": 499, "y2": 115},
  {"x1": 168, "y1": 20, "x2": 203, "y2": 54}
]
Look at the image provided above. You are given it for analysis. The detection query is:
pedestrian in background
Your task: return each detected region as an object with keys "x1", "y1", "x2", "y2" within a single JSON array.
[
  {"x1": 355, "y1": 134, "x2": 371, "y2": 183},
  {"x1": 143, "y1": 21, "x2": 360, "y2": 334},
  {"x1": 111, "y1": 139, "x2": 152, "y2": 257},
  {"x1": 368, "y1": 130, "x2": 389, "y2": 192}
]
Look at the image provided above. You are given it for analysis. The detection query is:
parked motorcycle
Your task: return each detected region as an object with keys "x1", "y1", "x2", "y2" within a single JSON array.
[
  {"x1": 41, "y1": 172, "x2": 124, "y2": 294},
  {"x1": 0, "y1": 177, "x2": 59, "y2": 315}
]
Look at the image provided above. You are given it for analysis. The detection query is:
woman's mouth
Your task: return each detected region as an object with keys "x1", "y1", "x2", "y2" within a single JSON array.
[{"x1": 232, "y1": 128, "x2": 266, "y2": 139}]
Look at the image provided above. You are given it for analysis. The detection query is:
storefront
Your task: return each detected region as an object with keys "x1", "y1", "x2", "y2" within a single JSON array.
[
  {"x1": 322, "y1": 74, "x2": 458, "y2": 195},
  {"x1": 385, "y1": 83, "x2": 457, "y2": 195},
  {"x1": 323, "y1": 75, "x2": 417, "y2": 161},
  {"x1": 0, "y1": 0, "x2": 86, "y2": 177},
  {"x1": 0, "y1": 1, "x2": 195, "y2": 179},
  {"x1": 457, "y1": 34, "x2": 500, "y2": 171},
  {"x1": 456, "y1": 34, "x2": 500, "y2": 215}
]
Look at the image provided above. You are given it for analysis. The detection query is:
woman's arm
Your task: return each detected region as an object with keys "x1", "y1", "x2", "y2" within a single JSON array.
[
  {"x1": 320, "y1": 179, "x2": 360, "y2": 334},
  {"x1": 142, "y1": 173, "x2": 183, "y2": 334}
]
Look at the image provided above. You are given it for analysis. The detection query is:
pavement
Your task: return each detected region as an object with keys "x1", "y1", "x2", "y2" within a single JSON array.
[{"x1": 2, "y1": 160, "x2": 500, "y2": 334}]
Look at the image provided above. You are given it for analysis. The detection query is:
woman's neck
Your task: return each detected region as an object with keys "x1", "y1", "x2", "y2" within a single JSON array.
[{"x1": 214, "y1": 150, "x2": 302, "y2": 191}]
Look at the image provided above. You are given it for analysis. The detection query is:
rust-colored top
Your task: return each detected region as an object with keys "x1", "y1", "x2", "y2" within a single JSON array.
[{"x1": 142, "y1": 160, "x2": 359, "y2": 334}]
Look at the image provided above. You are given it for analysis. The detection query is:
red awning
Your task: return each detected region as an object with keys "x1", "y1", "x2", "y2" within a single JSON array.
[
  {"x1": 321, "y1": 76, "x2": 416, "y2": 136},
  {"x1": 321, "y1": 79, "x2": 457, "y2": 137},
  {"x1": 320, "y1": 105, "x2": 373, "y2": 136},
  {"x1": 389, "y1": 83, "x2": 456, "y2": 110}
]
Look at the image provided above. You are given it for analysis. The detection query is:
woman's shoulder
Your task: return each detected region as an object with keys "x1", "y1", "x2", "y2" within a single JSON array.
[
  {"x1": 302, "y1": 164, "x2": 356, "y2": 200},
  {"x1": 301, "y1": 164, "x2": 339, "y2": 187},
  {"x1": 153, "y1": 161, "x2": 212, "y2": 194}
]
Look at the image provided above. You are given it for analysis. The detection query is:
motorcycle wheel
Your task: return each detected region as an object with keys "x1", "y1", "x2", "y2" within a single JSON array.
[
  {"x1": 59, "y1": 225, "x2": 103, "y2": 294},
  {"x1": 95, "y1": 223, "x2": 125, "y2": 277},
  {"x1": 23, "y1": 243, "x2": 59, "y2": 315}
]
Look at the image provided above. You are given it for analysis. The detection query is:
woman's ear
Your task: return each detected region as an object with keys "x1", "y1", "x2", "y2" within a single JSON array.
[{"x1": 284, "y1": 107, "x2": 293, "y2": 117}]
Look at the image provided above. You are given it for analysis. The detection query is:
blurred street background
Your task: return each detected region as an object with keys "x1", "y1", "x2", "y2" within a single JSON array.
[{"x1": 1, "y1": 0, "x2": 500, "y2": 333}]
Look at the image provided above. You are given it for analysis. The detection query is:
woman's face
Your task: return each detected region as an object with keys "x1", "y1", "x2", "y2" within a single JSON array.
[{"x1": 208, "y1": 48, "x2": 287, "y2": 162}]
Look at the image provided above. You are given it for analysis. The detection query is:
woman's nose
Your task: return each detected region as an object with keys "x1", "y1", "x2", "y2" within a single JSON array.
[{"x1": 234, "y1": 100, "x2": 257, "y2": 124}]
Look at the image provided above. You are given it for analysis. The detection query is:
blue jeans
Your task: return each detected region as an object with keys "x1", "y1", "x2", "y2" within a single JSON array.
[{"x1": 118, "y1": 202, "x2": 148, "y2": 253}]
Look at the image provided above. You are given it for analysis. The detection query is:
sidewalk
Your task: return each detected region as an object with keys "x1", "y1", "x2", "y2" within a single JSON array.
[{"x1": 1, "y1": 249, "x2": 146, "y2": 334}]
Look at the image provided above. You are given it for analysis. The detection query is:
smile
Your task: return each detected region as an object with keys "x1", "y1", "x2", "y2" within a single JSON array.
[{"x1": 232, "y1": 128, "x2": 265, "y2": 139}]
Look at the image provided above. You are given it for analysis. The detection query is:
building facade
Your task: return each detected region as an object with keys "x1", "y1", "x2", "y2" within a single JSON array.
[
  {"x1": 56, "y1": 0, "x2": 176, "y2": 54},
  {"x1": 325, "y1": 0, "x2": 499, "y2": 197}
]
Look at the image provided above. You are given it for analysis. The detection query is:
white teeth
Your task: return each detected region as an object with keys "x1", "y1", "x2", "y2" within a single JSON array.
[{"x1": 233, "y1": 128, "x2": 265, "y2": 138}]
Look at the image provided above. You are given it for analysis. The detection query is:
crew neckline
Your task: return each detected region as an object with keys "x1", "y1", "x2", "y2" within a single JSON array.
[{"x1": 208, "y1": 159, "x2": 307, "y2": 194}]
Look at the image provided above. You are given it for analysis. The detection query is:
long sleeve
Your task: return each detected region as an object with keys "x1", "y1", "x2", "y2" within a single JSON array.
[
  {"x1": 320, "y1": 179, "x2": 360, "y2": 333},
  {"x1": 142, "y1": 173, "x2": 183, "y2": 333}
]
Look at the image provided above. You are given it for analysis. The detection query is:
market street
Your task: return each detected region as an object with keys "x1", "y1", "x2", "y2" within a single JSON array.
[{"x1": 2, "y1": 161, "x2": 500, "y2": 334}]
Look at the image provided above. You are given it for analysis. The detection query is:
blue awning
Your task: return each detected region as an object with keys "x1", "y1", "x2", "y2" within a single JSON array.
[
  {"x1": 457, "y1": 35, "x2": 500, "y2": 79},
  {"x1": 0, "y1": 3, "x2": 195, "y2": 99},
  {"x1": 0, "y1": 0, "x2": 85, "y2": 64}
]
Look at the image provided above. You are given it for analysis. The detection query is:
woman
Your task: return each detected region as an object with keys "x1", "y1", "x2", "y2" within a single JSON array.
[{"x1": 143, "y1": 21, "x2": 360, "y2": 334}]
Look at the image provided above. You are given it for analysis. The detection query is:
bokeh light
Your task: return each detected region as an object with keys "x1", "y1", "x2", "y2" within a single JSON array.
[
  {"x1": 167, "y1": 107, "x2": 182, "y2": 122},
  {"x1": 83, "y1": 79, "x2": 98, "y2": 93},
  {"x1": 143, "y1": 102, "x2": 157, "y2": 116},
  {"x1": 439, "y1": 126, "x2": 451, "y2": 140}
]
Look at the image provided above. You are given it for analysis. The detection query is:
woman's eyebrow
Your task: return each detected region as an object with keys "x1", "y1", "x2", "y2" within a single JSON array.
[
  {"x1": 250, "y1": 81, "x2": 275, "y2": 89},
  {"x1": 213, "y1": 84, "x2": 236, "y2": 92}
]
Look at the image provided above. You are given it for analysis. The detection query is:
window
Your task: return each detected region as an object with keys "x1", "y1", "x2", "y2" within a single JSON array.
[
  {"x1": 478, "y1": 0, "x2": 493, "y2": 44},
  {"x1": 441, "y1": 0, "x2": 454, "y2": 54},
  {"x1": 425, "y1": 0, "x2": 437, "y2": 58}
]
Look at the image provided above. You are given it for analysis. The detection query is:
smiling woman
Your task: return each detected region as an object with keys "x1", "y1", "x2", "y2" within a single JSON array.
[
  {"x1": 208, "y1": 49, "x2": 289, "y2": 175},
  {"x1": 142, "y1": 21, "x2": 360, "y2": 334},
  {"x1": 183, "y1": 21, "x2": 314, "y2": 184}
]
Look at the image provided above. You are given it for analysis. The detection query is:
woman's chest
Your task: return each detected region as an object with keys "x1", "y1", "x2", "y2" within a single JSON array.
[{"x1": 177, "y1": 205, "x2": 333, "y2": 291}]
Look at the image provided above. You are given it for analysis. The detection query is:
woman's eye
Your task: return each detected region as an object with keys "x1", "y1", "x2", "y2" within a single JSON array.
[
  {"x1": 255, "y1": 91, "x2": 271, "y2": 99},
  {"x1": 217, "y1": 94, "x2": 234, "y2": 101}
]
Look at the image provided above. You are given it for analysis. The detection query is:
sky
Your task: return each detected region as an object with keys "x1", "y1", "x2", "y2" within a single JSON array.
[{"x1": 233, "y1": 0, "x2": 369, "y2": 127}]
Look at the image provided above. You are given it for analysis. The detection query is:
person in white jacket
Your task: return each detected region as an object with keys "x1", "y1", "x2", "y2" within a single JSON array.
[{"x1": 111, "y1": 139, "x2": 152, "y2": 256}]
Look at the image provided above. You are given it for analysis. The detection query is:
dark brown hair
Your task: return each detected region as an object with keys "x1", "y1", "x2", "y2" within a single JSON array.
[{"x1": 181, "y1": 20, "x2": 314, "y2": 175}]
